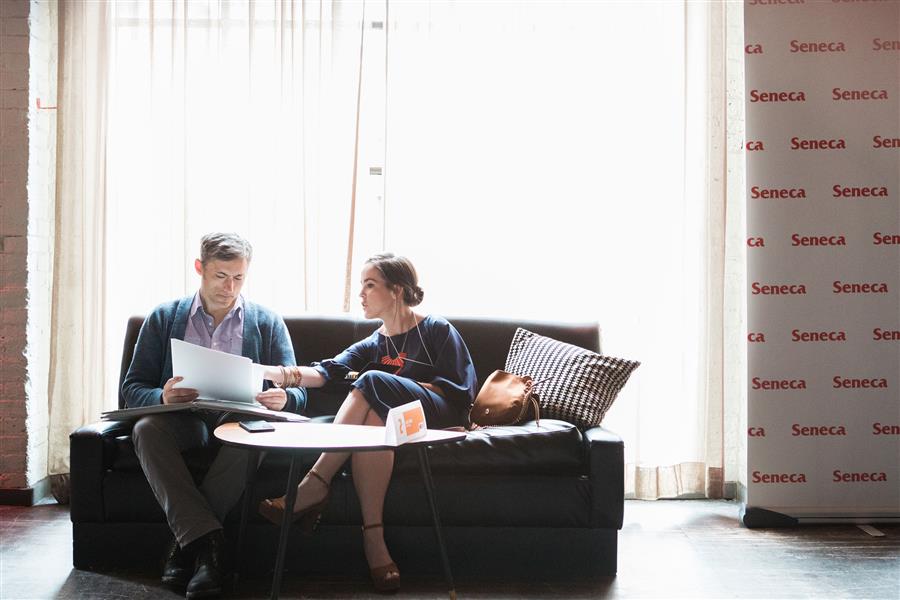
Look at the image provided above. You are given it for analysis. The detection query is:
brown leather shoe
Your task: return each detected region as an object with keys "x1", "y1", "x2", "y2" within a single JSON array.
[
  {"x1": 258, "y1": 470, "x2": 330, "y2": 534},
  {"x1": 362, "y1": 523, "x2": 400, "y2": 594}
]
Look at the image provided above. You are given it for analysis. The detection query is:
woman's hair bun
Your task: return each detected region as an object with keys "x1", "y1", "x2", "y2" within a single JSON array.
[{"x1": 404, "y1": 285, "x2": 424, "y2": 307}]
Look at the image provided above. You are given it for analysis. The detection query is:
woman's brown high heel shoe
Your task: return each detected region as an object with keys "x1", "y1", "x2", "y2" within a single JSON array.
[
  {"x1": 362, "y1": 523, "x2": 400, "y2": 594},
  {"x1": 258, "y1": 470, "x2": 330, "y2": 533}
]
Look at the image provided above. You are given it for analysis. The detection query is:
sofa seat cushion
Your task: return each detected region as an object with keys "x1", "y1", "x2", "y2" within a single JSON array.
[
  {"x1": 111, "y1": 435, "x2": 315, "y2": 476},
  {"x1": 394, "y1": 419, "x2": 584, "y2": 476},
  {"x1": 110, "y1": 419, "x2": 585, "y2": 479}
]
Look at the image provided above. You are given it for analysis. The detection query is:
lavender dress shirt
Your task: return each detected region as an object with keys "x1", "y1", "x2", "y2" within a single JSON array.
[{"x1": 183, "y1": 292, "x2": 244, "y2": 356}]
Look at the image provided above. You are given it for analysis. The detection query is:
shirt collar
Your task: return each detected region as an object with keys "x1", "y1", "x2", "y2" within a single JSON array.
[{"x1": 189, "y1": 292, "x2": 245, "y2": 321}]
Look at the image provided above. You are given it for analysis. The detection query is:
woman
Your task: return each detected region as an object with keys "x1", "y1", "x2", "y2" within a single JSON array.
[{"x1": 255, "y1": 252, "x2": 477, "y2": 593}]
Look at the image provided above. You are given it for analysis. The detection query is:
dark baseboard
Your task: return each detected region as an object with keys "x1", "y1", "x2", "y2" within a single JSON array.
[
  {"x1": 0, "y1": 488, "x2": 35, "y2": 506},
  {"x1": 0, "y1": 477, "x2": 51, "y2": 506}
]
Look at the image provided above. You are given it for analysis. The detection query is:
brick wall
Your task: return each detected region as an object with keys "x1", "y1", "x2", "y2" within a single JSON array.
[
  {"x1": 1, "y1": 0, "x2": 55, "y2": 499},
  {"x1": 0, "y1": 0, "x2": 32, "y2": 491}
]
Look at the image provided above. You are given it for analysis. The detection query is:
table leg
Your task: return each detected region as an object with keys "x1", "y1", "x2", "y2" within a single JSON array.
[
  {"x1": 270, "y1": 454, "x2": 301, "y2": 600},
  {"x1": 233, "y1": 449, "x2": 261, "y2": 590},
  {"x1": 416, "y1": 446, "x2": 456, "y2": 600}
]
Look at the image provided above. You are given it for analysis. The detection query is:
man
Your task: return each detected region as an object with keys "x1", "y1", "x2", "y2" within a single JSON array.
[{"x1": 122, "y1": 233, "x2": 306, "y2": 599}]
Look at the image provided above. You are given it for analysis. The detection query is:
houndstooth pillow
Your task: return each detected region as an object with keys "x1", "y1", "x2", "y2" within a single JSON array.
[{"x1": 504, "y1": 328, "x2": 640, "y2": 429}]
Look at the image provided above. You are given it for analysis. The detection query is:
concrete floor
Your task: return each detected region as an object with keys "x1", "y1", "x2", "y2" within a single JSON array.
[{"x1": 1, "y1": 499, "x2": 898, "y2": 599}]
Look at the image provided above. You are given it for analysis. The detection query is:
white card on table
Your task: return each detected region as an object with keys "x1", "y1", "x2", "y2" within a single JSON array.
[{"x1": 384, "y1": 400, "x2": 427, "y2": 445}]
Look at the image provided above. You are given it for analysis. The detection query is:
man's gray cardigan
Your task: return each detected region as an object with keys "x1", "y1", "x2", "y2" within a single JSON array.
[{"x1": 121, "y1": 296, "x2": 307, "y2": 413}]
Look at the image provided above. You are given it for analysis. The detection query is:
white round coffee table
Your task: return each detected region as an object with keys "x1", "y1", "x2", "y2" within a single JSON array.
[{"x1": 215, "y1": 421, "x2": 466, "y2": 599}]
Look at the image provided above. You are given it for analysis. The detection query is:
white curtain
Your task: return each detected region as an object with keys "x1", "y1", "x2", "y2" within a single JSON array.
[
  {"x1": 381, "y1": 0, "x2": 744, "y2": 499},
  {"x1": 48, "y1": 0, "x2": 369, "y2": 474},
  {"x1": 49, "y1": 0, "x2": 746, "y2": 499},
  {"x1": 48, "y1": 0, "x2": 111, "y2": 476},
  {"x1": 104, "y1": 0, "x2": 367, "y2": 322}
]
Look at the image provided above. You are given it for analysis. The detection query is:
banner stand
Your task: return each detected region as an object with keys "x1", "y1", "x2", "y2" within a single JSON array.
[{"x1": 743, "y1": 0, "x2": 900, "y2": 526}]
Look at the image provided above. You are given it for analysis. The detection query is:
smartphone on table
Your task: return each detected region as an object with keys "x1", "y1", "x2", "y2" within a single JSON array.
[{"x1": 239, "y1": 420, "x2": 275, "y2": 433}]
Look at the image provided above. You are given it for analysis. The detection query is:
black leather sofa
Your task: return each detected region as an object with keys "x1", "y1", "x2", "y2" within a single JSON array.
[{"x1": 70, "y1": 316, "x2": 624, "y2": 579}]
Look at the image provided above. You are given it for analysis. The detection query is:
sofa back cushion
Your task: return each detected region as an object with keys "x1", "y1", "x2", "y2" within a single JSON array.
[
  {"x1": 118, "y1": 314, "x2": 601, "y2": 414},
  {"x1": 118, "y1": 316, "x2": 147, "y2": 408}
]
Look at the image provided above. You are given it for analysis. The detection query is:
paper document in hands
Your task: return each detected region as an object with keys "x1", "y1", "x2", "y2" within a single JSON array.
[
  {"x1": 171, "y1": 338, "x2": 263, "y2": 405},
  {"x1": 102, "y1": 340, "x2": 306, "y2": 422}
]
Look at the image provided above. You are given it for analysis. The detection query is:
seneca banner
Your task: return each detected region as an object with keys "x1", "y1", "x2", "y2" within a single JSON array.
[{"x1": 744, "y1": 0, "x2": 900, "y2": 525}]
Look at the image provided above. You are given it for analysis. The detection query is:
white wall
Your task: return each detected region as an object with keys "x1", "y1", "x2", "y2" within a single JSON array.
[{"x1": 25, "y1": 0, "x2": 56, "y2": 489}]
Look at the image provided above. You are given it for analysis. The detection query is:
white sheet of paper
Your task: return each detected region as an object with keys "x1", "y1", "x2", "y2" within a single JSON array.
[
  {"x1": 252, "y1": 363, "x2": 268, "y2": 389},
  {"x1": 171, "y1": 338, "x2": 261, "y2": 404}
]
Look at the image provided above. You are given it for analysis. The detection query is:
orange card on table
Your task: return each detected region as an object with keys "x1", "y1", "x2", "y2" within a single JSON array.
[
  {"x1": 385, "y1": 400, "x2": 427, "y2": 445},
  {"x1": 402, "y1": 406, "x2": 425, "y2": 436}
]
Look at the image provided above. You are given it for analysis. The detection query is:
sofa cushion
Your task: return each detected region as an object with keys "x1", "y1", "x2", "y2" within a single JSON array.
[
  {"x1": 505, "y1": 328, "x2": 640, "y2": 429},
  {"x1": 449, "y1": 318, "x2": 601, "y2": 393},
  {"x1": 394, "y1": 419, "x2": 584, "y2": 476},
  {"x1": 111, "y1": 419, "x2": 585, "y2": 479}
]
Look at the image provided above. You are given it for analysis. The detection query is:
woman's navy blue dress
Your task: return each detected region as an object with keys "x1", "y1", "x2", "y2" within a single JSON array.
[{"x1": 313, "y1": 315, "x2": 477, "y2": 429}]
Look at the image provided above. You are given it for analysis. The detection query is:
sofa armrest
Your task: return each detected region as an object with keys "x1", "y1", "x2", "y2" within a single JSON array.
[
  {"x1": 70, "y1": 420, "x2": 134, "y2": 523},
  {"x1": 583, "y1": 425, "x2": 624, "y2": 529}
]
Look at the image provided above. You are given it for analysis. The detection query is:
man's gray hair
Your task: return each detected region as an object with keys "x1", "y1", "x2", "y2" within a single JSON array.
[{"x1": 199, "y1": 232, "x2": 253, "y2": 265}]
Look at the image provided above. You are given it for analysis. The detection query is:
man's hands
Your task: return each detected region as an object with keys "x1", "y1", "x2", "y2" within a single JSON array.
[
  {"x1": 162, "y1": 376, "x2": 198, "y2": 404},
  {"x1": 256, "y1": 387, "x2": 287, "y2": 411},
  {"x1": 164, "y1": 375, "x2": 288, "y2": 410}
]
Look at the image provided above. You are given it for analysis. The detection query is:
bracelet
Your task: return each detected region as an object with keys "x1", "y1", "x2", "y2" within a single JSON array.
[
  {"x1": 290, "y1": 366, "x2": 302, "y2": 387},
  {"x1": 276, "y1": 366, "x2": 303, "y2": 388}
]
